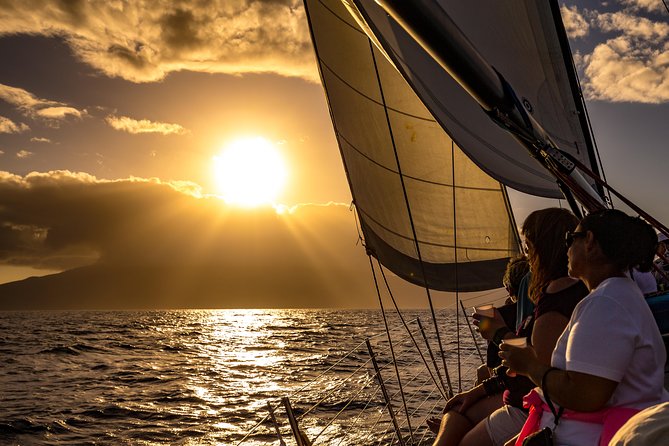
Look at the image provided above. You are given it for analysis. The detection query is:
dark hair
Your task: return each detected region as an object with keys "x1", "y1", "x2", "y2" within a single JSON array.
[
  {"x1": 522, "y1": 208, "x2": 579, "y2": 303},
  {"x1": 579, "y1": 209, "x2": 657, "y2": 272},
  {"x1": 503, "y1": 255, "x2": 529, "y2": 298}
]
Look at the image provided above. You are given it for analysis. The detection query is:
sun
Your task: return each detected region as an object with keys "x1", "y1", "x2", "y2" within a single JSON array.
[{"x1": 213, "y1": 137, "x2": 288, "y2": 207}]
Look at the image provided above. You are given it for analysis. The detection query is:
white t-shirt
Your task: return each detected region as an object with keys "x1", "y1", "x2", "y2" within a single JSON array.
[
  {"x1": 539, "y1": 277, "x2": 669, "y2": 445},
  {"x1": 630, "y1": 268, "x2": 657, "y2": 295}
]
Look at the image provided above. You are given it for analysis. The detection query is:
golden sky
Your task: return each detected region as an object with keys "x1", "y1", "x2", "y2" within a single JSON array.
[{"x1": 0, "y1": 0, "x2": 667, "y2": 308}]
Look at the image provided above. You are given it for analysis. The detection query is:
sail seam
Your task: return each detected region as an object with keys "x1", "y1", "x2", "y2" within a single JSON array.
[
  {"x1": 320, "y1": 61, "x2": 435, "y2": 122},
  {"x1": 356, "y1": 206, "x2": 515, "y2": 253},
  {"x1": 375, "y1": 35, "x2": 558, "y2": 186},
  {"x1": 317, "y1": 0, "x2": 367, "y2": 36},
  {"x1": 340, "y1": 134, "x2": 502, "y2": 191}
]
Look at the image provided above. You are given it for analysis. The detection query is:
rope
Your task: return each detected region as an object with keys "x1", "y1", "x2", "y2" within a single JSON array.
[
  {"x1": 459, "y1": 300, "x2": 485, "y2": 363},
  {"x1": 377, "y1": 260, "x2": 449, "y2": 400},
  {"x1": 451, "y1": 140, "x2": 463, "y2": 392},
  {"x1": 368, "y1": 254, "x2": 414, "y2": 443}
]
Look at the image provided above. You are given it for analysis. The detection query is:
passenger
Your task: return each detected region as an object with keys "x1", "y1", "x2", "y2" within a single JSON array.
[
  {"x1": 629, "y1": 267, "x2": 657, "y2": 295},
  {"x1": 474, "y1": 255, "x2": 529, "y2": 385},
  {"x1": 653, "y1": 233, "x2": 669, "y2": 291},
  {"x1": 430, "y1": 208, "x2": 588, "y2": 446},
  {"x1": 500, "y1": 209, "x2": 669, "y2": 446}
]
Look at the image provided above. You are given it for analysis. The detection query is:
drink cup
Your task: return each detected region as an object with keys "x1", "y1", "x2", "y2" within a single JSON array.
[
  {"x1": 501, "y1": 337, "x2": 527, "y2": 348},
  {"x1": 472, "y1": 304, "x2": 495, "y2": 318}
]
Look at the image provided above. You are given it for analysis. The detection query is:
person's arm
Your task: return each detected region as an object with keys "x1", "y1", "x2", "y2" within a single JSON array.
[
  {"x1": 500, "y1": 345, "x2": 618, "y2": 412},
  {"x1": 530, "y1": 311, "x2": 568, "y2": 365}
]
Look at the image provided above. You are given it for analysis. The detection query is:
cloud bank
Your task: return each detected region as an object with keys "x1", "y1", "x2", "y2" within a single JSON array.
[
  {"x1": 0, "y1": 0, "x2": 317, "y2": 83},
  {"x1": 0, "y1": 170, "x2": 377, "y2": 307},
  {"x1": 105, "y1": 115, "x2": 189, "y2": 135}
]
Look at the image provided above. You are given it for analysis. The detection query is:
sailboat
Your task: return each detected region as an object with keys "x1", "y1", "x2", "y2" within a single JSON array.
[{"x1": 238, "y1": 0, "x2": 669, "y2": 444}]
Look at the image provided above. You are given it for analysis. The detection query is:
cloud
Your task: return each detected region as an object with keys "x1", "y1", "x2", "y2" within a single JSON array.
[
  {"x1": 0, "y1": 115, "x2": 29, "y2": 133},
  {"x1": 105, "y1": 115, "x2": 189, "y2": 135},
  {"x1": 0, "y1": 1, "x2": 317, "y2": 83},
  {"x1": 575, "y1": 9, "x2": 669, "y2": 103},
  {"x1": 0, "y1": 83, "x2": 85, "y2": 123},
  {"x1": 620, "y1": 0, "x2": 666, "y2": 13},
  {"x1": 30, "y1": 137, "x2": 51, "y2": 143},
  {"x1": 561, "y1": 5, "x2": 589, "y2": 39},
  {"x1": 16, "y1": 150, "x2": 33, "y2": 158},
  {"x1": 0, "y1": 171, "x2": 376, "y2": 307}
]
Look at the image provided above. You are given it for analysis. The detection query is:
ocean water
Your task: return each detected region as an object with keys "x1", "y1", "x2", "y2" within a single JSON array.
[{"x1": 0, "y1": 309, "x2": 481, "y2": 445}]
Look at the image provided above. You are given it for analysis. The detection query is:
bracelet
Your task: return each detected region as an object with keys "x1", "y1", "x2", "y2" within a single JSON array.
[
  {"x1": 482, "y1": 375, "x2": 506, "y2": 396},
  {"x1": 492, "y1": 326, "x2": 511, "y2": 346}
]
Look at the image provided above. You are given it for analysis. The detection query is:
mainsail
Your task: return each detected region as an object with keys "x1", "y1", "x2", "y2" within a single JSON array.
[{"x1": 304, "y1": 0, "x2": 602, "y2": 292}]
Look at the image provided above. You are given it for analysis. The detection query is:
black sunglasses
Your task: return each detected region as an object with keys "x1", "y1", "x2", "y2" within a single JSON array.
[{"x1": 565, "y1": 231, "x2": 587, "y2": 248}]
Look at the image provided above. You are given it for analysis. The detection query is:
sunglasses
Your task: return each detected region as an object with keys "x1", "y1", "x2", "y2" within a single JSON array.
[{"x1": 565, "y1": 231, "x2": 587, "y2": 248}]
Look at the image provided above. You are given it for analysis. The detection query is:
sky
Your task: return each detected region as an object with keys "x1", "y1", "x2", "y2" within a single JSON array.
[{"x1": 0, "y1": 0, "x2": 667, "y2": 308}]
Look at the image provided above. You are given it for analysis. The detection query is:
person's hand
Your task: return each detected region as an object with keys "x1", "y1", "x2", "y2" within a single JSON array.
[
  {"x1": 498, "y1": 343, "x2": 539, "y2": 377},
  {"x1": 472, "y1": 309, "x2": 507, "y2": 340},
  {"x1": 443, "y1": 386, "x2": 485, "y2": 414}
]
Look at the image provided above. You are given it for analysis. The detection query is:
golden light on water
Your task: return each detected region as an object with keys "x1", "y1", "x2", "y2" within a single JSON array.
[{"x1": 213, "y1": 137, "x2": 288, "y2": 208}]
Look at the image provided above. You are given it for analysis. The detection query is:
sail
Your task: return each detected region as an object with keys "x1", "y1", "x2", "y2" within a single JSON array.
[
  {"x1": 304, "y1": 0, "x2": 520, "y2": 291},
  {"x1": 350, "y1": 0, "x2": 601, "y2": 199}
]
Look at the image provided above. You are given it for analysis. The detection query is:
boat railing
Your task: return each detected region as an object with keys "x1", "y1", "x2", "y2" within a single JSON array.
[{"x1": 236, "y1": 315, "x2": 483, "y2": 445}]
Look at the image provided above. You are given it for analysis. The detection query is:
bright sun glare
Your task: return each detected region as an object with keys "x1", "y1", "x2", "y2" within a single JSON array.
[{"x1": 213, "y1": 137, "x2": 288, "y2": 207}]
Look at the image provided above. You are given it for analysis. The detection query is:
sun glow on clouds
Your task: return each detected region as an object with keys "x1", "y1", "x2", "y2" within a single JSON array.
[{"x1": 213, "y1": 137, "x2": 288, "y2": 208}]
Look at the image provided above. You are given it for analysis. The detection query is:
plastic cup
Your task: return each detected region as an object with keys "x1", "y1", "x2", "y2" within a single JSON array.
[
  {"x1": 501, "y1": 337, "x2": 527, "y2": 348},
  {"x1": 472, "y1": 304, "x2": 495, "y2": 318}
]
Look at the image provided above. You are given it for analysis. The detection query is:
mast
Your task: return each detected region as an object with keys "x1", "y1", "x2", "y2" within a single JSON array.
[{"x1": 547, "y1": 0, "x2": 606, "y2": 198}]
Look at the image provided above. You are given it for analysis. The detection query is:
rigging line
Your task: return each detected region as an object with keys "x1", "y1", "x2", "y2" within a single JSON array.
[
  {"x1": 335, "y1": 386, "x2": 384, "y2": 446},
  {"x1": 235, "y1": 412, "x2": 274, "y2": 445},
  {"x1": 368, "y1": 254, "x2": 415, "y2": 443},
  {"x1": 459, "y1": 299, "x2": 485, "y2": 364},
  {"x1": 452, "y1": 139, "x2": 463, "y2": 392},
  {"x1": 335, "y1": 398, "x2": 385, "y2": 446},
  {"x1": 376, "y1": 261, "x2": 449, "y2": 400},
  {"x1": 309, "y1": 374, "x2": 379, "y2": 444},
  {"x1": 664, "y1": 0, "x2": 669, "y2": 14},
  {"x1": 296, "y1": 357, "x2": 376, "y2": 420},
  {"x1": 367, "y1": 37, "x2": 447, "y2": 439},
  {"x1": 289, "y1": 337, "x2": 369, "y2": 396}
]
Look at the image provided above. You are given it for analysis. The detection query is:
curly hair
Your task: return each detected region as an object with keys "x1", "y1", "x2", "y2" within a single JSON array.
[
  {"x1": 522, "y1": 208, "x2": 579, "y2": 303},
  {"x1": 579, "y1": 209, "x2": 657, "y2": 273},
  {"x1": 502, "y1": 255, "x2": 529, "y2": 298}
]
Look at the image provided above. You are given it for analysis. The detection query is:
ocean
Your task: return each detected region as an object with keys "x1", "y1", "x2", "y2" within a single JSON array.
[{"x1": 0, "y1": 309, "x2": 482, "y2": 445}]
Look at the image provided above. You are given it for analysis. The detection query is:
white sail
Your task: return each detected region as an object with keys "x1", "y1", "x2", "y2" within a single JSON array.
[{"x1": 304, "y1": 0, "x2": 521, "y2": 291}]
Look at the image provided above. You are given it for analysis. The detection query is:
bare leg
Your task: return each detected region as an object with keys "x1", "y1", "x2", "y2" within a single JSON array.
[
  {"x1": 432, "y1": 411, "x2": 472, "y2": 446},
  {"x1": 431, "y1": 394, "x2": 503, "y2": 446},
  {"x1": 462, "y1": 394, "x2": 503, "y2": 424}
]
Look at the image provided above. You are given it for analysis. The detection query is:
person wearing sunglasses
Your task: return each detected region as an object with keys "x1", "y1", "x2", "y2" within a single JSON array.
[
  {"x1": 431, "y1": 208, "x2": 588, "y2": 446},
  {"x1": 500, "y1": 209, "x2": 669, "y2": 446}
]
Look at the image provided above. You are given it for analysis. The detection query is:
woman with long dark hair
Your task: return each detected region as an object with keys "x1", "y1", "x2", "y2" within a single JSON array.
[
  {"x1": 500, "y1": 209, "x2": 669, "y2": 445},
  {"x1": 431, "y1": 208, "x2": 588, "y2": 446}
]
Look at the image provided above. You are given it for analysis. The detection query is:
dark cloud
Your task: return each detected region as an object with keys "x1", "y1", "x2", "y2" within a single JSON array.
[
  {"x1": 0, "y1": 170, "x2": 387, "y2": 308},
  {"x1": 0, "y1": 0, "x2": 316, "y2": 82}
]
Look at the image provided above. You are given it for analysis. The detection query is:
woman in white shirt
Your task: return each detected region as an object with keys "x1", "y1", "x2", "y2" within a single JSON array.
[{"x1": 499, "y1": 209, "x2": 668, "y2": 446}]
